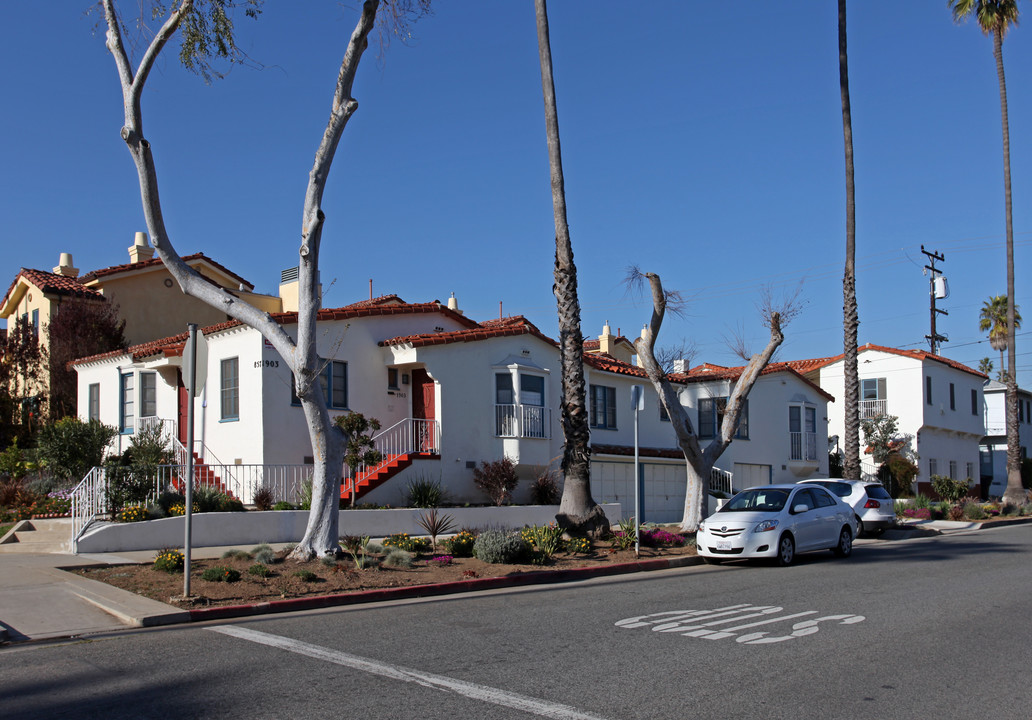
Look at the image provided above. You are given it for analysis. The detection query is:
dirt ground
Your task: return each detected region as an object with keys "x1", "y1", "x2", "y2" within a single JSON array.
[{"x1": 73, "y1": 542, "x2": 698, "y2": 608}]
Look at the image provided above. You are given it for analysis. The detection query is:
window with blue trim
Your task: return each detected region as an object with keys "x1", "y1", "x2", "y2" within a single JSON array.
[
  {"x1": 698, "y1": 397, "x2": 748, "y2": 439},
  {"x1": 119, "y1": 372, "x2": 134, "y2": 433},
  {"x1": 589, "y1": 385, "x2": 616, "y2": 429},
  {"x1": 292, "y1": 359, "x2": 348, "y2": 409}
]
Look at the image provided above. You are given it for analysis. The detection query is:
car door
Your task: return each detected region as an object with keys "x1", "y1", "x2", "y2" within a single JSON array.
[
  {"x1": 788, "y1": 488, "x2": 820, "y2": 551},
  {"x1": 810, "y1": 486, "x2": 843, "y2": 546}
]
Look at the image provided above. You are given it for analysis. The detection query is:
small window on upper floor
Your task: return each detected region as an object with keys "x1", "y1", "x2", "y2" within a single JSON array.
[
  {"x1": 949, "y1": 383, "x2": 956, "y2": 411},
  {"x1": 387, "y1": 368, "x2": 399, "y2": 390},
  {"x1": 971, "y1": 388, "x2": 978, "y2": 416},
  {"x1": 925, "y1": 376, "x2": 933, "y2": 405}
]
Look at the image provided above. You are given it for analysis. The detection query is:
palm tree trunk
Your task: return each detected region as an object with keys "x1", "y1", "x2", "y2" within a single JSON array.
[
  {"x1": 994, "y1": 29, "x2": 1023, "y2": 506},
  {"x1": 534, "y1": 0, "x2": 607, "y2": 537},
  {"x1": 839, "y1": 0, "x2": 861, "y2": 482}
]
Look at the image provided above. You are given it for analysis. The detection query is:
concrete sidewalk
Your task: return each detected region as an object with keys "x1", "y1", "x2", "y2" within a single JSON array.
[{"x1": 0, "y1": 517, "x2": 1025, "y2": 645}]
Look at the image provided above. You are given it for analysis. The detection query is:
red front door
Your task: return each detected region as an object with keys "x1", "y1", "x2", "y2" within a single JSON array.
[
  {"x1": 177, "y1": 371, "x2": 189, "y2": 445},
  {"x1": 411, "y1": 369, "x2": 435, "y2": 452}
]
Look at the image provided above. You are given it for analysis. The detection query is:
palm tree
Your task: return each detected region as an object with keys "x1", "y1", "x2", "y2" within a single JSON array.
[
  {"x1": 534, "y1": 0, "x2": 608, "y2": 537},
  {"x1": 950, "y1": 0, "x2": 1023, "y2": 506},
  {"x1": 979, "y1": 294, "x2": 1022, "y2": 381},
  {"x1": 839, "y1": 0, "x2": 861, "y2": 482}
]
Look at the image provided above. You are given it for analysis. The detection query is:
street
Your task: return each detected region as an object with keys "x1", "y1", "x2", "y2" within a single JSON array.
[{"x1": 3, "y1": 525, "x2": 1029, "y2": 719}]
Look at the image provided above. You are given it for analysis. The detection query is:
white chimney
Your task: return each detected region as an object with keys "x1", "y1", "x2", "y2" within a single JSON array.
[
  {"x1": 128, "y1": 231, "x2": 155, "y2": 263},
  {"x1": 447, "y1": 292, "x2": 463, "y2": 315},
  {"x1": 52, "y1": 253, "x2": 79, "y2": 278}
]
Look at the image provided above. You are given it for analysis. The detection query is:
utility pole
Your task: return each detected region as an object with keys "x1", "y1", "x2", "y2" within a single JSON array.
[{"x1": 921, "y1": 245, "x2": 948, "y2": 355}]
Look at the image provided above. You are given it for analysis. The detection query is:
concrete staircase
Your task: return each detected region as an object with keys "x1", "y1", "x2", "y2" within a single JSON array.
[
  {"x1": 0, "y1": 518, "x2": 72, "y2": 554},
  {"x1": 340, "y1": 452, "x2": 439, "y2": 503}
]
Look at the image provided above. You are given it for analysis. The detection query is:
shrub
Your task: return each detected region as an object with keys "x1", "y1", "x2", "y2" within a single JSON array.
[
  {"x1": 383, "y1": 532, "x2": 432, "y2": 554},
  {"x1": 472, "y1": 457, "x2": 519, "y2": 506},
  {"x1": 221, "y1": 549, "x2": 250, "y2": 560},
  {"x1": 947, "y1": 504, "x2": 964, "y2": 521},
  {"x1": 192, "y1": 485, "x2": 232, "y2": 513},
  {"x1": 565, "y1": 537, "x2": 591, "y2": 554},
  {"x1": 529, "y1": 469, "x2": 560, "y2": 505},
  {"x1": 248, "y1": 563, "x2": 273, "y2": 578},
  {"x1": 640, "y1": 527, "x2": 687, "y2": 547},
  {"x1": 383, "y1": 549, "x2": 414, "y2": 568},
  {"x1": 272, "y1": 501, "x2": 296, "y2": 511},
  {"x1": 884, "y1": 454, "x2": 919, "y2": 498},
  {"x1": 931, "y1": 475, "x2": 971, "y2": 505},
  {"x1": 339, "y1": 534, "x2": 375, "y2": 569},
  {"x1": 299, "y1": 478, "x2": 313, "y2": 511},
  {"x1": 168, "y1": 503, "x2": 199, "y2": 516},
  {"x1": 441, "y1": 530, "x2": 476, "y2": 558},
  {"x1": 202, "y1": 566, "x2": 241, "y2": 583},
  {"x1": 155, "y1": 489, "x2": 185, "y2": 515},
  {"x1": 962, "y1": 502, "x2": 987, "y2": 521},
  {"x1": 36, "y1": 418, "x2": 117, "y2": 483},
  {"x1": 407, "y1": 476, "x2": 445, "y2": 508},
  {"x1": 293, "y1": 569, "x2": 319, "y2": 582},
  {"x1": 473, "y1": 529, "x2": 528, "y2": 564},
  {"x1": 611, "y1": 517, "x2": 638, "y2": 550},
  {"x1": 251, "y1": 544, "x2": 278, "y2": 565},
  {"x1": 253, "y1": 486, "x2": 275, "y2": 511},
  {"x1": 124, "y1": 424, "x2": 171, "y2": 467},
  {"x1": 0, "y1": 441, "x2": 29, "y2": 481},
  {"x1": 521, "y1": 523, "x2": 564, "y2": 559},
  {"x1": 912, "y1": 493, "x2": 931, "y2": 510},
  {"x1": 118, "y1": 505, "x2": 148, "y2": 523},
  {"x1": 153, "y1": 547, "x2": 184, "y2": 573},
  {"x1": 429, "y1": 555, "x2": 453, "y2": 567},
  {"x1": 417, "y1": 509, "x2": 456, "y2": 551},
  {"x1": 105, "y1": 466, "x2": 157, "y2": 514}
]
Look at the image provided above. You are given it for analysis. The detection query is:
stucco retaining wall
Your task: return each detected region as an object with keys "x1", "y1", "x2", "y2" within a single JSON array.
[{"x1": 74, "y1": 503, "x2": 623, "y2": 554}]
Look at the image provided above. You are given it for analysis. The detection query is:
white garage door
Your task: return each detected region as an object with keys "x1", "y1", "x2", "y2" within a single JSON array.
[
  {"x1": 590, "y1": 460, "x2": 687, "y2": 524},
  {"x1": 734, "y1": 462, "x2": 772, "y2": 487}
]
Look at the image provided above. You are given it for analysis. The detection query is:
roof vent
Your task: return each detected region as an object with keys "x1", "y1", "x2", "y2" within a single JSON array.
[
  {"x1": 53, "y1": 253, "x2": 79, "y2": 278},
  {"x1": 281, "y1": 267, "x2": 299, "y2": 283}
]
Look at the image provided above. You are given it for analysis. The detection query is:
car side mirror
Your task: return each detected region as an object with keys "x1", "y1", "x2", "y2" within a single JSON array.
[{"x1": 792, "y1": 504, "x2": 808, "y2": 514}]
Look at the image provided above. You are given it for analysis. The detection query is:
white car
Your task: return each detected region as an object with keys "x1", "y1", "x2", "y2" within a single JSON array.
[
  {"x1": 697, "y1": 484, "x2": 857, "y2": 566},
  {"x1": 797, "y1": 478, "x2": 896, "y2": 535}
]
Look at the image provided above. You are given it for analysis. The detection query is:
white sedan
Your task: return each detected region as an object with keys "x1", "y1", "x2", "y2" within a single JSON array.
[{"x1": 697, "y1": 484, "x2": 857, "y2": 566}]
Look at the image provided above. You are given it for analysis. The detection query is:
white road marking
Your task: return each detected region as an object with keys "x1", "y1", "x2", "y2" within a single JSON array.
[
  {"x1": 615, "y1": 605, "x2": 866, "y2": 644},
  {"x1": 209, "y1": 625, "x2": 611, "y2": 720}
]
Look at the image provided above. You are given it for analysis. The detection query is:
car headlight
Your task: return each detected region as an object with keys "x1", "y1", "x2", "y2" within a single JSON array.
[
  {"x1": 754, "y1": 519, "x2": 779, "y2": 533},
  {"x1": 698, "y1": 520, "x2": 707, "y2": 533}
]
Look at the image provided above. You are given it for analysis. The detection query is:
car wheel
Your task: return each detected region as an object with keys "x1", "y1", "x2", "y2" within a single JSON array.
[
  {"x1": 855, "y1": 515, "x2": 864, "y2": 537},
  {"x1": 833, "y1": 526, "x2": 853, "y2": 558},
  {"x1": 776, "y1": 534, "x2": 795, "y2": 567},
  {"x1": 702, "y1": 557, "x2": 723, "y2": 565}
]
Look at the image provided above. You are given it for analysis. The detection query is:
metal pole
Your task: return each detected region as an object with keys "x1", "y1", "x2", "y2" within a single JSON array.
[
  {"x1": 633, "y1": 389, "x2": 641, "y2": 557},
  {"x1": 184, "y1": 323, "x2": 197, "y2": 598}
]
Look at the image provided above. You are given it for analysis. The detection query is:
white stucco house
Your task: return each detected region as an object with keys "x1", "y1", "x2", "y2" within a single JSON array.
[
  {"x1": 788, "y1": 344, "x2": 987, "y2": 495},
  {"x1": 72, "y1": 295, "x2": 832, "y2": 523},
  {"x1": 980, "y1": 380, "x2": 1031, "y2": 496}
]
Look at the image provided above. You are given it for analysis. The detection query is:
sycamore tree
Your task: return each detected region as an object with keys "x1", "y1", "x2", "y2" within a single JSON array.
[
  {"x1": 99, "y1": 0, "x2": 429, "y2": 560},
  {"x1": 534, "y1": 0, "x2": 608, "y2": 537},
  {"x1": 629, "y1": 270, "x2": 796, "y2": 532}
]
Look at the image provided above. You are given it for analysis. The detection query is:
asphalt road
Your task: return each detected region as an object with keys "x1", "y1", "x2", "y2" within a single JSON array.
[{"x1": 3, "y1": 526, "x2": 1029, "y2": 719}]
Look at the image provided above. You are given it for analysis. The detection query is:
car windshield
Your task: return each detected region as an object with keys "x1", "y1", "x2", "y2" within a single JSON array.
[{"x1": 721, "y1": 488, "x2": 791, "y2": 513}]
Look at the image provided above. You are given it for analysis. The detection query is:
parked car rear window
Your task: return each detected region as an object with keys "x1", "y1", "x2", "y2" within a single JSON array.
[
  {"x1": 809, "y1": 480, "x2": 851, "y2": 498},
  {"x1": 864, "y1": 484, "x2": 892, "y2": 500}
]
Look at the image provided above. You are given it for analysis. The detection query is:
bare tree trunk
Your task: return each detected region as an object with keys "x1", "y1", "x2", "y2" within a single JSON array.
[
  {"x1": 633, "y1": 272, "x2": 785, "y2": 532},
  {"x1": 534, "y1": 0, "x2": 607, "y2": 538},
  {"x1": 839, "y1": 0, "x2": 861, "y2": 482},
  {"x1": 102, "y1": 0, "x2": 381, "y2": 559},
  {"x1": 993, "y1": 30, "x2": 1023, "y2": 507}
]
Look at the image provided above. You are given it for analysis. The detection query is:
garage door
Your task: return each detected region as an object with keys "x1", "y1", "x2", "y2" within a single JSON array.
[
  {"x1": 590, "y1": 460, "x2": 687, "y2": 524},
  {"x1": 734, "y1": 462, "x2": 772, "y2": 487}
]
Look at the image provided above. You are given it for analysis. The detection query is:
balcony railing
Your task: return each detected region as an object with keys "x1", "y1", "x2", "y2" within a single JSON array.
[
  {"x1": 860, "y1": 399, "x2": 887, "y2": 419},
  {"x1": 495, "y1": 404, "x2": 551, "y2": 439},
  {"x1": 789, "y1": 431, "x2": 818, "y2": 462}
]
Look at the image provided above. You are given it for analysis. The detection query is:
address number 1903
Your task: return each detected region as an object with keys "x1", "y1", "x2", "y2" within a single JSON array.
[{"x1": 254, "y1": 360, "x2": 280, "y2": 369}]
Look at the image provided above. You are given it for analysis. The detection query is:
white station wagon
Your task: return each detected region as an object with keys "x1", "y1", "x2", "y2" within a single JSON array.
[{"x1": 697, "y1": 483, "x2": 858, "y2": 566}]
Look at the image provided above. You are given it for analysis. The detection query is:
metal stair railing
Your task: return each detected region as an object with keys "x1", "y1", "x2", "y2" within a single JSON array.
[{"x1": 343, "y1": 417, "x2": 440, "y2": 498}]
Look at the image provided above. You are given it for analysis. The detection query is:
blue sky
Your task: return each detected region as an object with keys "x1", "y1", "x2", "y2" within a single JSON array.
[{"x1": 2, "y1": 2, "x2": 1030, "y2": 385}]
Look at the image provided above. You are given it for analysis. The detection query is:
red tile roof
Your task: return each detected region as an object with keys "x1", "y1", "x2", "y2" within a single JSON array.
[
  {"x1": 681, "y1": 361, "x2": 835, "y2": 402},
  {"x1": 785, "y1": 343, "x2": 987, "y2": 380},
  {"x1": 2, "y1": 268, "x2": 106, "y2": 308},
  {"x1": 379, "y1": 315, "x2": 554, "y2": 349},
  {"x1": 79, "y1": 252, "x2": 252, "y2": 290}
]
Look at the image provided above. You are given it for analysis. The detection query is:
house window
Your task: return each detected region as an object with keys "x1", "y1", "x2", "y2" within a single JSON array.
[
  {"x1": 929, "y1": 458, "x2": 937, "y2": 478},
  {"x1": 31, "y1": 309, "x2": 39, "y2": 339},
  {"x1": 88, "y1": 384, "x2": 100, "y2": 422},
  {"x1": 520, "y1": 374, "x2": 544, "y2": 407},
  {"x1": 971, "y1": 389, "x2": 978, "y2": 416},
  {"x1": 119, "y1": 372, "x2": 134, "y2": 433},
  {"x1": 966, "y1": 462, "x2": 974, "y2": 481},
  {"x1": 590, "y1": 385, "x2": 617, "y2": 430},
  {"x1": 788, "y1": 404, "x2": 816, "y2": 460},
  {"x1": 291, "y1": 359, "x2": 347, "y2": 409},
  {"x1": 660, "y1": 403, "x2": 670, "y2": 422},
  {"x1": 221, "y1": 357, "x2": 239, "y2": 420},
  {"x1": 925, "y1": 376, "x2": 933, "y2": 405},
  {"x1": 387, "y1": 368, "x2": 399, "y2": 390},
  {"x1": 948, "y1": 460, "x2": 957, "y2": 480},
  {"x1": 860, "y1": 378, "x2": 887, "y2": 418},
  {"x1": 140, "y1": 371, "x2": 157, "y2": 418},
  {"x1": 495, "y1": 374, "x2": 514, "y2": 404},
  {"x1": 699, "y1": 397, "x2": 748, "y2": 440},
  {"x1": 949, "y1": 383, "x2": 955, "y2": 411}
]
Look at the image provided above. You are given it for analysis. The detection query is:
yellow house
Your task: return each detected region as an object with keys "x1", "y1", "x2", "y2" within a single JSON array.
[{"x1": 1, "y1": 232, "x2": 290, "y2": 416}]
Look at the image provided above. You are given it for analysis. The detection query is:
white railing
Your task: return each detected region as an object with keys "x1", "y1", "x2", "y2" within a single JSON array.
[
  {"x1": 70, "y1": 467, "x2": 108, "y2": 545},
  {"x1": 343, "y1": 418, "x2": 441, "y2": 497},
  {"x1": 710, "y1": 466, "x2": 734, "y2": 496},
  {"x1": 494, "y1": 404, "x2": 551, "y2": 439},
  {"x1": 859, "y1": 399, "x2": 887, "y2": 419},
  {"x1": 789, "y1": 431, "x2": 818, "y2": 461}
]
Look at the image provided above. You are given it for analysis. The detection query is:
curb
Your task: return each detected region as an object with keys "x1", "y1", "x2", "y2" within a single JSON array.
[{"x1": 174, "y1": 555, "x2": 704, "y2": 623}]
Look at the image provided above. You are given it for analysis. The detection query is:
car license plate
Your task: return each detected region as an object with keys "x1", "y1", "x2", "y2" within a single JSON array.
[{"x1": 716, "y1": 539, "x2": 732, "y2": 551}]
